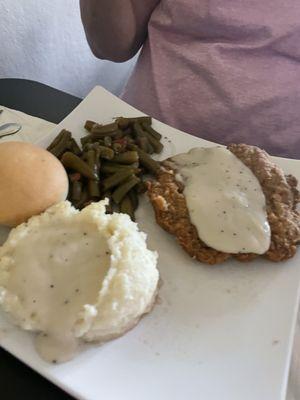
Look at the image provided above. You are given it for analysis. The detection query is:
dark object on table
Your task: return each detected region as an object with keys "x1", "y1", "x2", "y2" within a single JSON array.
[{"x1": 0, "y1": 79, "x2": 81, "y2": 124}]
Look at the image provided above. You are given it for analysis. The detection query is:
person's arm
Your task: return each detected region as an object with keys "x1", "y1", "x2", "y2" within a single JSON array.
[{"x1": 80, "y1": 0, "x2": 160, "y2": 62}]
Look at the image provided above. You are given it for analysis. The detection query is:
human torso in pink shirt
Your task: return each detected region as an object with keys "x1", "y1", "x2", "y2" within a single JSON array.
[{"x1": 122, "y1": 0, "x2": 300, "y2": 157}]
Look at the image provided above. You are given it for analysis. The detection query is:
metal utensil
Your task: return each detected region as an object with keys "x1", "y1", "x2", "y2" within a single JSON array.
[{"x1": 0, "y1": 122, "x2": 22, "y2": 139}]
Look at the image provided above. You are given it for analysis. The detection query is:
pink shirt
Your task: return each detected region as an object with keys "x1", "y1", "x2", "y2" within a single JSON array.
[{"x1": 122, "y1": 0, "x2": 300, "y2": 158}]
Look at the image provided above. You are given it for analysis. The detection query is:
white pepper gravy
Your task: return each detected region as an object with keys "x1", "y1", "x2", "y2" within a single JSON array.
[
  {"x1": 170, "y1": 147, "x2": 271, "y2": 254},
  {"x1": 5, "y1": 221, "x2": 110, "y2": 363}
]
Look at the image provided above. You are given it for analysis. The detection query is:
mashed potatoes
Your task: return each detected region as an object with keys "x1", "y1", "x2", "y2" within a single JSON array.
[{"x1": 0, "y1": 200, "x2": 159, "y2": 363}]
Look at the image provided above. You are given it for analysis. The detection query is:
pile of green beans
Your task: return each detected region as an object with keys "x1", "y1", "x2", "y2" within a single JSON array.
[{"x1": 47, "y1": 116, "x2": 164, "y2": 220}]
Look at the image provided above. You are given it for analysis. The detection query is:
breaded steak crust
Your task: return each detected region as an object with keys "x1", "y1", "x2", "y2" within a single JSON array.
[{"x1": 147, "y1": 144, "x2": 300, "y2": 264}]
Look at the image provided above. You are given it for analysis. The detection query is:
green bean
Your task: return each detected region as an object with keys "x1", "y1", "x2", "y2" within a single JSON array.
[
  {"x1": 88, "y1": 177, "x2": 100, "y2": 197},
  {"x1": 122, "y1": 127, "x2": 133, "y2": 136},
  {"x1": 112, "y1": 151, "x2": 139, "y2": 164},
  {"x1": 102, "y1": 170, "x2": 134, "y2": 192},
  {"x1": 112, "y1": 142, "x2": 123, "y2": 153},
  {"x1": 87, "y1": 149, "x2": 100, "y2": 177},
  {"x1": 136, "y1": 136, "x2": 150, "y2": 153},
  {"x1": 91, "y1": 122, "x2": 118, "y2": 135},
  {"x1": 136, "y1": 136, "x2": 154, "y2": 154},
  {"x1": 127, "y1": 143, "x2": 138, "y2": 151},
  {"x1": 116, "y1": 116, "x2": 152, "y2": 129},
  {"x1": 136, "y1": 116, "x2": 152, "y2": 125},
  {"x1": 112, "y1": 176, "x2": 140, "y2": 204},
  {"x1": 114, "y1": 130, "x2": 125, "y2": 139},
  {"x1": 94, "y1": 140, "x2": 106, "y2": 147},
  {"x1": 61, "y1": 152, "x2": 97, "y2": 180},
  {"x1": 52, "y1": 115, "x2": 166, "y2": 214},
  {"x1": 72, "y1": 181, "x2": 82, "y2": 202},
  {"x1": 135, "y1": 148, "x2": 160, "y2": 174},
  {"x1": 47, "y1": 129, "x2": 70, "y2": 151},
  {"x1": 87, "y1": 141, "x2": 114, "y2": 160},
  {"x1": 143, "y1": 130, "x2": 163, "y2": 153},
  {"x1": 115, "y1": 138, "x2": 128, "y2": 151},
  {"x1": 81, "y1": 150, "x2": 88, "y2": 161},
  {"x1": 75, "y1": 188, "x2": 88, "y2": 210},
  {"x1": 81, "y1": 135, "x2": 93, "y2": 147},
  {"x1": 84, "y1": 120, "x2": 98, "y2": 132},
  {"x1": 101, "y1": 164, "x2": 120, "y2": 174},
  {"x1": 101, "y1": 163, "x2": 140, "y2": 175},
  {"x1": 90, "y1": 129, "x2": 123, "y2": 139},
  {"x1": 147, "y1": 142, "x2": 155, "y2": 154},
  {"x1": 69, "y1": 172, "x2": 81, "y2": 182},
  {"x1": 115, "y1": 117, "x2": 130, "y2": 129},
  {"x1": 141, "y1": 122, "x2": 162, "y2": 140},
  {"x1": 69, "y1": 138, "x2": 81, "y2": 155},
  {"x1": 49, "y1": 130, "x2": 72, "y2": 158},
  {"x1": 103, "y1": 161, "x2": 139, "y2": 169},
  {"x1": 125, "y1": 135, "x2": 136, "y2": 145},
  {"x1": 104, "y1": 136, "x2": 112, "y2": 147},
  {"x1": 47, "y1": 130, "x2": 63, "y2": 151},
  {"x1": 128, "y1": 189, "x2": 139, "y2": 210},
  {"x1": 132, "y1": 121, "x2": 145, "y2": 139},
  {"x1": 120, "y1": 195, "x2": 135, "y2": 221},
  {"x1": 86, "y1": 150, "x2": 101, "y2": 198},
  {"x1": 82, "y1": 142, "x2": 94, "y2": 152},
  {"x1": 93, "y1": 145, "x2": 101, "y2": 170},
  {"x1": 92, "y1": 144, "x2": 115, "y2": 160},
  {"x1": 133, "y1": 122, "x2": 163, "y2": 153}
]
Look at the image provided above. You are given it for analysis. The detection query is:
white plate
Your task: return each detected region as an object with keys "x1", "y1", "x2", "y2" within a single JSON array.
[{"x1": 1, "y1": 86, "x2": 300, "y2": 400}]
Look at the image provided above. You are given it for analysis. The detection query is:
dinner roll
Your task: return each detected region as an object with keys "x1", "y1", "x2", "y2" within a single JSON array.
[{"x1": 0, "y1": 141, "x2": 68, "y2": 226}]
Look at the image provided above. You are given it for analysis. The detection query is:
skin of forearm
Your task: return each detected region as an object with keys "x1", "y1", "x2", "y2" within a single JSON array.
[{"x1": 80, "y1": 0, "x2": 160, "y2": 62}]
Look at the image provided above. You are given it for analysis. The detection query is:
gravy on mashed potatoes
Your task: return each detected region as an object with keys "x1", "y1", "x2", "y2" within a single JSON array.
[{"x1": 0, "y1": 200, "x2": 159, "y2": 363}]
